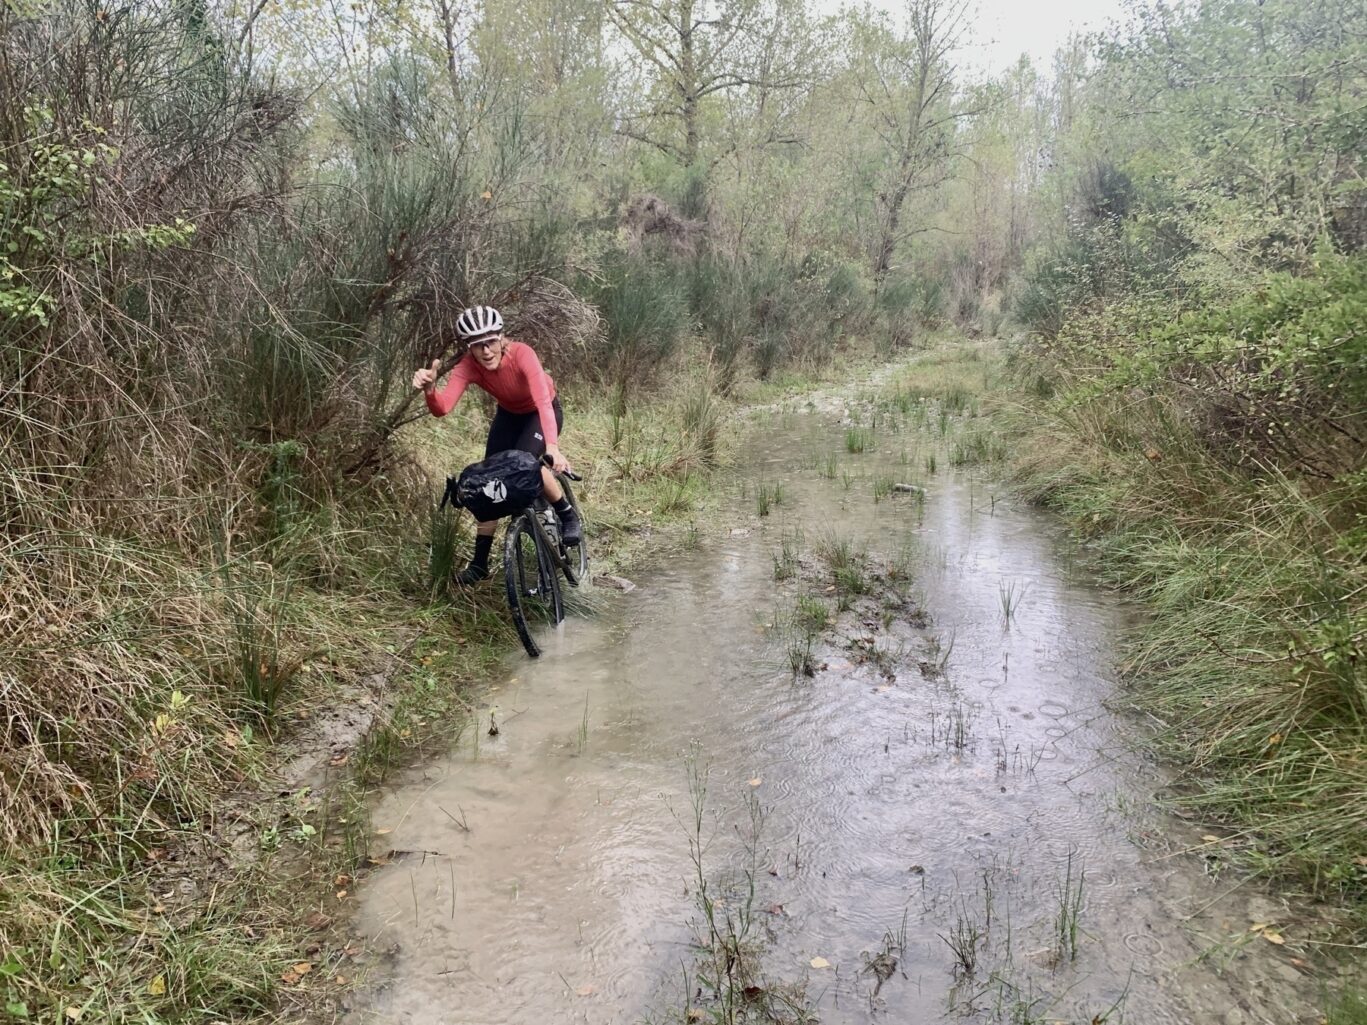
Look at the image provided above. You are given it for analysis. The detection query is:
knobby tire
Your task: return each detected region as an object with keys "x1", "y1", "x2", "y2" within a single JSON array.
[{"x1": 504, "y1": 512, "x2": 563, "y2": 658}]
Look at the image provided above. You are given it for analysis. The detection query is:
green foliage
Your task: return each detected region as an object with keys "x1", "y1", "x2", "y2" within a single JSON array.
[
  {"x1": 0, "y1": 107, "x2": 194, "y2": 330},
  {"x1": 1040, "y1": 255, "x2": 1367, "y2": 481},
  {"x1": 582, "y1": 248, "x2": 690, "y2": 387},
  {"x1": 690, "y1": 252, "x2": 753, "y2": 389},
  {"x1": 1327, "y1": 989, "x2": 1367, "y2": 1025}
]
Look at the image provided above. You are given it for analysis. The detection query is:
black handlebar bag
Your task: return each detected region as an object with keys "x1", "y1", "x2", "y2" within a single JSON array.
[{"x1": 442, "y1": 449, "x2": 543, "y2": 521}]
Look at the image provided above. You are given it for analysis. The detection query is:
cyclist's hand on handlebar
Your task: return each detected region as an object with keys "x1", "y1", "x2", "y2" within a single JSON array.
[
  {"x1": 412, "y1": 358, "x2": 440, "y2": 392},
  {"x1": 544, "y1": 445, "x2": 570, "y2": 475}
]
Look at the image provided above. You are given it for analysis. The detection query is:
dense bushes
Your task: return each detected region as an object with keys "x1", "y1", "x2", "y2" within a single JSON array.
[{"x1": 1031, "y1": 255, "x2": 1366, "y2": 483}]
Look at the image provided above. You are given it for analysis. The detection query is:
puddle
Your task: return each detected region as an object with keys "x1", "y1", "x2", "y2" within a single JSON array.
[{"x1": 342, "y1": 414, "x2": 1325, "y2": 1024}]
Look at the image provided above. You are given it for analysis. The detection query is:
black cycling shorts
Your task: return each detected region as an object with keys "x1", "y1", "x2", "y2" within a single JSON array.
[{"x1": 484, "y1": 396, "x2": 564, "y2": 459}]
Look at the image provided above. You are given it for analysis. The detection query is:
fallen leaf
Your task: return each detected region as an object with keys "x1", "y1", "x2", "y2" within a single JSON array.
[
  {"x1": 1249, "y1": 922, "x2": 1269, "y2": 933},
  {"x1": 334, "y1": 874, "x2": 352, "y2": 887},
  {"x1": 65, "y1": 1007, "x2": 82, "y2": 1020},
  {"x1": 148, "y1": 975, "x2": 166, "y2": 996},
  {"x1": 293, "y1": 962, "x2": 314, "y2": 975},
  {"x1": 809, "y1": 956, "x2": 830, "y2": 969},
  {"x1": 576, "y1": 984, "x2": 594, "y2": 996},
  {"x1": 764, "y1": 903, "x2": 785, "y2": 916},
  {"x1": 1201, "y1": 835, "x2": 1222, "y2": 843},
  {"x1": 375, "y1": 827, "x2": 392, "y2": 835},
  {"x1": 687, "y1": 1011, "x2": 704, "y2": 1022},
  {"x1": 1262, "y1": 931, "x2": 1286, "y2": 945},
  {"x1": 305, "y1": 912, "x2": 333, "y2": 930},
  {"x1": 747, "y1": 777, "x2": 762, "y2": 787},
  {"x1": 334, "y1": 974, "x2": 349, "y2": 985}
]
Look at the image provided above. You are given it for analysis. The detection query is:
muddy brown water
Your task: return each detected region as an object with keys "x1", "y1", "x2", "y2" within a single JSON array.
[{"x1": 344, "y1": 412, "x2": 1324, "y2": 1025}]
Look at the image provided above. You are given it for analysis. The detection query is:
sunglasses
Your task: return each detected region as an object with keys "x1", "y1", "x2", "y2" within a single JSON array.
[{"x1": 466, "y1": 336, "x2": 501, "y2": 351}]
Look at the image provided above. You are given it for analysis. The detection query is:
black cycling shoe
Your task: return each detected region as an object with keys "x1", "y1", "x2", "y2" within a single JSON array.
[
  {"x1": 559, "y1": 508, "x2": 582, "y2": 547},
  {"x1": 454, "y1": 563, "x2": 490, "y2": 586}
]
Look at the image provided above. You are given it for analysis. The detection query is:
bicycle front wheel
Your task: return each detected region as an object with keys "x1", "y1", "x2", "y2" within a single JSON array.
[{"x1": 504, "y1": 514, "x2": 564, "y2": 657}]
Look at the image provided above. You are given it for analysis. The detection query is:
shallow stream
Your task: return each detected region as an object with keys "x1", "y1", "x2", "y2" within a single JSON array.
[{"x1": 343, "y1": 408, "x2": 1323, "y2": 1025}]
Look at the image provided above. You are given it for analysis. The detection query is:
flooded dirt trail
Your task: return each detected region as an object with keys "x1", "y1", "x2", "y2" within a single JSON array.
[{"x1": 344, "y1": 410, "x2": 1323, "y2": 1025}]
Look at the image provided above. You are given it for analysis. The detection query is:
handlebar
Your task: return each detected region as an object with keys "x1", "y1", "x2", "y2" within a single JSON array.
[{"x1": 541, "y1": 453, "x2": 582, "y2": 481}]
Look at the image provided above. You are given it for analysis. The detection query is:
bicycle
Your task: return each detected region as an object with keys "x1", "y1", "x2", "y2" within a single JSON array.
[{"x1": 442, "y1": 454, "x2": 589, "y2": 658}]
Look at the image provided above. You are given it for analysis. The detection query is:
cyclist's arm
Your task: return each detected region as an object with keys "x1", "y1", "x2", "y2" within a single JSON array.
[
  {"x1": 510, "y1": 343, "x2": 559, "y2": 448},
  {"x1": 425, "y1": 360, "x2": 473, "y2": 417}
]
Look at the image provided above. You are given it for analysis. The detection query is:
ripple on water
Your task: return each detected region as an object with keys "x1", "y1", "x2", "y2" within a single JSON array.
[
  {"x1": 1039, "y1": 700, "x2": 1071, "y2": 719},
  {"x1": 1123, "y1": 930, "x2": 1166, "y2": 959}
]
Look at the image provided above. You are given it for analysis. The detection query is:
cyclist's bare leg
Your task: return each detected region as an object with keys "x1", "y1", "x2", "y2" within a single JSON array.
[
  {"x1": 475, "y1": 519, "x2": 497, "y2": 538},
  {"x1": 540, "y1": 466, "x2": 564, "y2": 503}
]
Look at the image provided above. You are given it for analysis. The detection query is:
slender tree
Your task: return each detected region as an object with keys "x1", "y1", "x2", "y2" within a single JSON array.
[{"x1": 850, "y1": 0, "x2": 976, "y2": 286}]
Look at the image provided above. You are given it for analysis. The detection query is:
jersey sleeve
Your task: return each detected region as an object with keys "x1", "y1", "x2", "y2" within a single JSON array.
[
  {"x1": 425, "y1": 359, "x2": 474, "y2": 417},
  {"x1": 513, "y1": 344, "x2": 559, "y2": 447}
]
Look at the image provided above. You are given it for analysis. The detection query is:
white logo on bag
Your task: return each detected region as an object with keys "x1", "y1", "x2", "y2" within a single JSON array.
[{"x1": 481, "y1": 480, "x2": 507, "y2": 503}]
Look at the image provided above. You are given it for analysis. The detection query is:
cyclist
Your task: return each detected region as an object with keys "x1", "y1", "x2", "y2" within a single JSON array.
[{"x1": 412, "y1": 304, "x2": 581, "y2": 586}]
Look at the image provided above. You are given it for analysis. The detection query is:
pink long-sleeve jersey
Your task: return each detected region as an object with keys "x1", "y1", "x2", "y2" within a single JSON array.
[{"x1": 424, "y1": 340, "x2": 559, "y2": 447}]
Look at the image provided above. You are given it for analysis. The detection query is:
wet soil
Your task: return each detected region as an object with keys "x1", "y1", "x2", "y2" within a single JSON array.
[{"x1": 339, "y1": 410, "x2": 1333, "y2": 1025}]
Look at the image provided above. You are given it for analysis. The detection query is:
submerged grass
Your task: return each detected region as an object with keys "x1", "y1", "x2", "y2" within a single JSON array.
[
  {"x1": 910, "y1": 339, "x2": 1367, "y2": 922},
  {"x1": 1010, "y1": 401, "x2": 1367, "y2": 909},
  {"x1": 876, "y1": 333, "x2": 1366, "y2": 926}
]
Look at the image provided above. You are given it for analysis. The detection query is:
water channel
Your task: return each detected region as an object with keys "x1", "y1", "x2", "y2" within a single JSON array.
[{"x1": 343, "y1": 405, "x2": 1323, "y2": 1025}]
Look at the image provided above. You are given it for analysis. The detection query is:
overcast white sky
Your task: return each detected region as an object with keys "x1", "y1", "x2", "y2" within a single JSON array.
[
  {"x1": 959, "y1": 0, "x2": 1129, "y2": 74},
  {"x1": 820, "y1": 0, "x2": 1133, "y2": 78}
]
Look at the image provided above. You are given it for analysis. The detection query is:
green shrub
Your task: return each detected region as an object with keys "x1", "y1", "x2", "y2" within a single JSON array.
[{"x1": 583, "y1": 249, "x2": 690, "y2": 389}]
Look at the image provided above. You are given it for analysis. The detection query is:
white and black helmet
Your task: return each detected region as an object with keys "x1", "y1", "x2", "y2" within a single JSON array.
[{"x1": 455, "y1": 305, "x2": 503, "y2": 342}]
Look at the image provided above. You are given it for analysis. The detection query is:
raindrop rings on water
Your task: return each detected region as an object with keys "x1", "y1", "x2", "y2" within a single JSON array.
[{"x1": 1124, "y1": 931, "x2": 1166, "y2": 958}]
